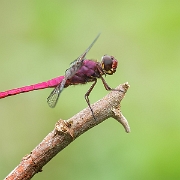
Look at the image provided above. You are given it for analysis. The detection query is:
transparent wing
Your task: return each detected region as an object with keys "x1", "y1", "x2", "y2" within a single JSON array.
[
  {"x1": 47, "y1": 33, "x2": 101, "y2": 108},
  {"x1": 47, "y1": 85, "x2": 60, "y2": 108},
  {"x1": 80, "y1": 33, "x2": 101, "y2": 59},
  {"x1": 47, "y1": 77, "x2": 67, "y2": 108},
  {"x1": 71, "y1": 33, "x2": 101, "y2": 65},
  {"x1": 66, "y1": 33, "x2": 101, "y2": 80}
]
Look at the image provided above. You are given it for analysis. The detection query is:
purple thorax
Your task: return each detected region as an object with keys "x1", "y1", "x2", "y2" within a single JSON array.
[{"x1": 67, "y1": 60, "x2": 98, "y2": 85}]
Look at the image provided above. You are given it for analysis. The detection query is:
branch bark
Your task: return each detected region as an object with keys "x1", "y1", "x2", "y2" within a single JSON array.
[{"x1": 5, "y1": 82, "x2": 130, "y2": 180}]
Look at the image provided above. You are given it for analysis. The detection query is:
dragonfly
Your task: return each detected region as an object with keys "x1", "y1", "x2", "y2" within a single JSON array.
[{"x1": 0, "y1": 34, "x2": 119, "y2": 119}]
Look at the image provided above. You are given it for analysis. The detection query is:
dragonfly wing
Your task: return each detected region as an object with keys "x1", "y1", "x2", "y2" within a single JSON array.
[
  {"x1": 79, "y1": 32, "x2": 101, "y2": 61},
  {"x1": 65, "y1": 33, "x2": 101, "y2": 80},
  {"x1": 47, "y1": 33, "x2": 101, "y2": 108},
  {"x1": 47, "y1": 78, "x2": 66, "y2": 108}
]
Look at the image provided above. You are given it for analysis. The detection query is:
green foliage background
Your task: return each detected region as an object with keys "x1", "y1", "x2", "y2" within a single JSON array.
[{"x1": 0, "y1": 0, "x2": 180, "y2": 179}]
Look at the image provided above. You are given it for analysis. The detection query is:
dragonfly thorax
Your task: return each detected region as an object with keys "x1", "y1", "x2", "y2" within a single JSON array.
[{"x1": 101, "y1": 55, "x2": 118, "y2": 75}]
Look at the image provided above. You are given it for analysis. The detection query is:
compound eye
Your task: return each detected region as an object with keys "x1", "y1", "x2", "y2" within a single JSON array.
[
  {"x1": 101, "y1": 55, "x2": 118, "y2": 75},
  {"x1": 102, "y1": 55, "x2": 113, "y2": 71}
]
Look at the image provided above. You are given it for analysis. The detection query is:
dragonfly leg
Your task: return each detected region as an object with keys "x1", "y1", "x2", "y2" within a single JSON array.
[
  {"x1": 100, "y1": 76, "x2": 124, "y2": 92},
  {"x1": 96, "y1": 63, "x2": 123, "y2": 92},
  {"x1": 85, "y1": 79, "x2": 97, "y2": 120}
]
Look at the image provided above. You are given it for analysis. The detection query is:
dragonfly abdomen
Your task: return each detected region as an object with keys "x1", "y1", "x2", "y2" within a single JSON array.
[{"x1": 0, "y1": 76, "x2": 64, "y2": 99}]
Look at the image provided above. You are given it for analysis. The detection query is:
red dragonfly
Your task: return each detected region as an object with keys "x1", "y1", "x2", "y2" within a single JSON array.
[{"x1": 0, "y1": 34, "x2": 118, "y2": 119}]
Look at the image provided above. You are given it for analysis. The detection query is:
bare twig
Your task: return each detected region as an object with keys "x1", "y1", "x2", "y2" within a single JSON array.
[{"x1": 5, "y1": 82, "x2": 130, "y2": 180}]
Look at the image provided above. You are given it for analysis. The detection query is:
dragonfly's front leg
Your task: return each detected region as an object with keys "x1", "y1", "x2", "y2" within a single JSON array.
[
  {"x1": 85, "y1": 79, "x2": 97, "y2": 120},
  {"x1": 96, "y1": 63, "x2": 123, "y2": 92},
  {"x1": 100, "y1": 76, "x2": 124, "y2": 92}
]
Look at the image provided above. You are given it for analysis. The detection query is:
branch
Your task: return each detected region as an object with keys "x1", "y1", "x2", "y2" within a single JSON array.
[{"x1": 5, "y1": 82, "x2": 130, "y2": 180}]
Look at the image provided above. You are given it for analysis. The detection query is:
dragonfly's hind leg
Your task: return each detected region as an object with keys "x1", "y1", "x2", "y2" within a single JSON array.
[{"x1": 85, "y1": 79, "x2": 97, "y2": 120}]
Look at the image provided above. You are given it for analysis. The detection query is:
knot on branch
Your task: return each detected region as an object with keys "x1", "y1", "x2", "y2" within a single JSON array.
[{"x1": 54, "y1": 120, "x2": 74, "y2": 138}]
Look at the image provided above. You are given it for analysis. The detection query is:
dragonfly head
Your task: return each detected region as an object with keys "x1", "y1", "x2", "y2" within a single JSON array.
[{"x1": 101, "y1": 55, "x2": 118, "y2": 75}]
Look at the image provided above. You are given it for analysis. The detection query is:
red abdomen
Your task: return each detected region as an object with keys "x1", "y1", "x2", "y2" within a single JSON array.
[{"x1": 0, "y1": 76, "x2": 64, "y2": 99}]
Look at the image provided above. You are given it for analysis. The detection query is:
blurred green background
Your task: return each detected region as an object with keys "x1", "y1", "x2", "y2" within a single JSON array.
[{"x1": 0, "y1": 0, "x2": 180, "y2": 179}]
